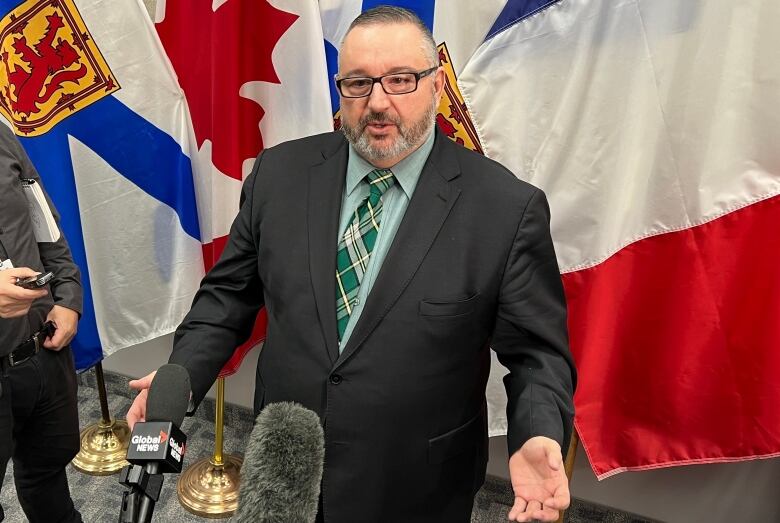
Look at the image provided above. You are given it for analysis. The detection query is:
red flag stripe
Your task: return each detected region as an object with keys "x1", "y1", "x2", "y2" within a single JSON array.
[{"x1": 564, "y1": 194, "x2": 780, "y2": 478}]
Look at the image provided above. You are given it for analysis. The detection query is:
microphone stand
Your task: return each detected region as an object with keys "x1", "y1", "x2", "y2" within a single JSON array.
[{"x1": 118, "y1": 464, "x2": 163, "y2": 523}]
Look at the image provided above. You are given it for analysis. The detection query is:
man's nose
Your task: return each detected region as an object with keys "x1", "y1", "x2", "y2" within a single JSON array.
[{"x1": 366, "y1": 81, "x2": 391, "y2": 112}]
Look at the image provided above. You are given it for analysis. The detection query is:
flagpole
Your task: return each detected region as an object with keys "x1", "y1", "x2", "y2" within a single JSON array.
[
  {"x1": 71, "y1": 362, "x2": 131, "y2": 475},
  {"x1": 556, "y1": 428, "x2": 579, "y2": 523},
  {"x1": 95, "y1": 361, "x2": 111, "y2": 422},
  {"x1": 177, "y1": 377, "x2": 243, "y2": 517}
]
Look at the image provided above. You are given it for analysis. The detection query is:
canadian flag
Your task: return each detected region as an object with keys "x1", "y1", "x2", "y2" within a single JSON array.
[{"x1": 154, "y1": 0, "x2": 333, "y2": 362}]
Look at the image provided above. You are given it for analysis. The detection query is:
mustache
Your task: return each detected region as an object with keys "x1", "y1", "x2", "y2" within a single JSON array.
[{"x1": 359, "y1": 112, "x2": 401, "y2": 129}]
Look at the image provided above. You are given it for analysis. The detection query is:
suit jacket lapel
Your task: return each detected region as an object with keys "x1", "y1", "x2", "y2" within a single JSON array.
[
  {"x1": 308, "y1": 136, "x2": 348, "y2": 364},
  {"x1": 336, "y1": 133, "x2": 462, "y2": 368}
]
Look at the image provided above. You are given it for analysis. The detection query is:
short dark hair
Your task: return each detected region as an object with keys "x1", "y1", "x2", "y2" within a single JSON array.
[{"x1": 344, "y1": 6, "x2": 438, "y2": 67}]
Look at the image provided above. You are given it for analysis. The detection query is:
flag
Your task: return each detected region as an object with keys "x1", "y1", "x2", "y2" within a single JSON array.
[
  {"x1": 0, "y1": 0, "x2": 204, "y2": 370},
  {"x1": 154, "y1": 0, "x2": 333, "y2": 368},
  {"x1": 457, "y1": 0, "x2": 780, "y2": 477}
]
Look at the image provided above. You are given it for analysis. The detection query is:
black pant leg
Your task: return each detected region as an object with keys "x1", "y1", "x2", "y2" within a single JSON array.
[
  {"x1": 10, "y1": 346, "x2": 82, "y2": 523},
  {"x1": 0, "y1": 370, "x2": 14, "y2": 522}
]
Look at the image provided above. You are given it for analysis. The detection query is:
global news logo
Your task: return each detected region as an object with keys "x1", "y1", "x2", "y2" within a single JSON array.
[
  {"x1": 169, "y1": 436, "x2": 185, "y2": 462},
  {"x1": 131, "y1": 429, "x2": 168, "y2": 452}
]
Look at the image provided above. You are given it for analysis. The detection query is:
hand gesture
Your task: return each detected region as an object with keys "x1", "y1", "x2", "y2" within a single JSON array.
[
  {"x1": 507, "y1": 436, "x2": 570, "y2": 522},
  {"x1": 0, "y1": 268, "x2": 47, "y2": 318},
  {"x1": 43, "y1": 305, "x2": 79, "y2": 350}
]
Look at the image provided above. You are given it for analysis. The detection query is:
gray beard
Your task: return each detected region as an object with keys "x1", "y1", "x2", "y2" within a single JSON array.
[{"x1": 341, "y1": 96, "x2": 438, "y2": 164}]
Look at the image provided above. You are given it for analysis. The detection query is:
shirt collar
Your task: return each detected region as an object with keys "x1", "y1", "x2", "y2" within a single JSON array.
[{"x1": 346, "y1": 130, "x2": 436, "y2": 198}]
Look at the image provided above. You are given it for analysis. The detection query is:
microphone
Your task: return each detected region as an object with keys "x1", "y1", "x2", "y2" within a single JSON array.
[
  {"x1": 119, "y1": 364, "x2": 191, "y2": 523},
  {"x1": 236, "y1": 402, "x2": 325, "y2": 523}
]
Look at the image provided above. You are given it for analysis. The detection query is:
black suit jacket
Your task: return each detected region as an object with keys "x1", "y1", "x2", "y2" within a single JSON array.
[{"x1": 170, "y1": 130, "x2": 575, "y2": 523}]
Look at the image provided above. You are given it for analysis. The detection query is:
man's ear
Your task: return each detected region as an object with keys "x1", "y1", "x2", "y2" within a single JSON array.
[{"x1": 434, "y1": 66, "x2": 445, "y2": 100}]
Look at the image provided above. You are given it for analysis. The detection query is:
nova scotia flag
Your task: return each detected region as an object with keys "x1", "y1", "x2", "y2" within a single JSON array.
[{"x1": 0, "y1": 0, "x2": 204, "y2": 370}]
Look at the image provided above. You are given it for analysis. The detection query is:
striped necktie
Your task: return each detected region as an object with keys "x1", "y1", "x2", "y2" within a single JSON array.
[{"x1": 335, "y1": 168, "x2": 395, "y2": 340}]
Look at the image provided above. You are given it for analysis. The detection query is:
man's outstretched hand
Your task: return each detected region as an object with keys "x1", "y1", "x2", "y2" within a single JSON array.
[{"x1": 507, "y1": 436, "x2": 570, "y2": 522}]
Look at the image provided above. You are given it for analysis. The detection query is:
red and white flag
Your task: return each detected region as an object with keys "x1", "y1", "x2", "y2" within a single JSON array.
[
  {"x1": 458, "y1": 0, "x2": 780, "y2": 478},
  {"x1": 154, "y1": 0, "x2": 333, "y2": 364}
]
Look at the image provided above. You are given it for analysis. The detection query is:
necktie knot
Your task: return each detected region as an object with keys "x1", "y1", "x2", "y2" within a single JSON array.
[{"x1": 366, "y1": 169, "x2": 395, "y2": 199}]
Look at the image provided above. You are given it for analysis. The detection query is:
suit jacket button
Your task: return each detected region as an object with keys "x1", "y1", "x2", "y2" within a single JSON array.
[{"x1": 329, "y1": 374, "x2": 342, "y2": 385}]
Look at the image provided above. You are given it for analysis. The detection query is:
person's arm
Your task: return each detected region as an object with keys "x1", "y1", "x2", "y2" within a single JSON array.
[
  {"x1": 10, "y1": 134, "x2": 82, "y2": 349},
  {"x1": 490, "y1": 188, "x2": 576, "y2": 522},
  {"x1": 167, "y1": 153, "x2": 267, "y2": 410}
]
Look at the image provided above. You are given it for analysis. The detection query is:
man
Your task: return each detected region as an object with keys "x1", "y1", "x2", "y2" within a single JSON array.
[
  {"x1": 0, "y1": 124, "x2": 83, "y2": 522},
  {"x1": 128, "y1": 7, "x2": 575, "y2": 522}
]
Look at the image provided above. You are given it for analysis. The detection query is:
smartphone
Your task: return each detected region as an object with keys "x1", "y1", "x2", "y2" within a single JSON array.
[{"x1": 15, "y1": 271, "x2": 54, "y2": 289}]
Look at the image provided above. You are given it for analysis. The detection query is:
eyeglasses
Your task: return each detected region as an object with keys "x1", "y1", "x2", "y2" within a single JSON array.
[{"x1": 335, "y1": 67, "x2": 438, "y2": 98}]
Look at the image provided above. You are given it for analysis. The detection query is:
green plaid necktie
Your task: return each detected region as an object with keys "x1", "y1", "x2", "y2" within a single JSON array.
[{"x1": 336, "y1": 168, "x2": 396, "y2": 339}]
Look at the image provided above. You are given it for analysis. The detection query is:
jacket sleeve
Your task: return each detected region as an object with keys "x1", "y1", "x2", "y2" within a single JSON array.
[
  {"x1": 13, "y1": 135, "x2": 82, "y2": 315},
  {"x1": 491, "y1": 188, "x2": 576, "y2": 456},
  {"x1": 168, "y1": 152, "x2": 266, "y2": 410}
]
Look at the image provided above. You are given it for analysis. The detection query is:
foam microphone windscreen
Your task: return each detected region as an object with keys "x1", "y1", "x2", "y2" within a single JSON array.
[
  {"x1": 145, "y1": 363, "x2": 191, "y2": 427},
  {"x1": 236, "y1": 402, "x2": 325, "y2": 523}
]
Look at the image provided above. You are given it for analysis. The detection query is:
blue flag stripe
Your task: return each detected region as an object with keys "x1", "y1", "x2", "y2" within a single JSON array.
[
  {"x1": 486, "y1": 0, "x2": 562, "y2": 40},
  {"x1": 0, "y1": 1, "x2": 22, "y2": 15},
  {"x1": 325, "y1": 40, "x2": 341, "y2": 114},
  {"x1": 361, "y1": 0, "x2": 435, "y2": 30},
  {"x1": 60, "y1": 96, "x2": 200, "y2": 241}
]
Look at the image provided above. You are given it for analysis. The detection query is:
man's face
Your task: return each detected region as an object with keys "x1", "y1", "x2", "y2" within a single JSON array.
[{"x1": 338, "y1": 22, "x2": 444, "y2": 168}]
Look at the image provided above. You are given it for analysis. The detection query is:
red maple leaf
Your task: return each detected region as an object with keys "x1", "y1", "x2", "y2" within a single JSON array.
[{"x1": 156, "y1": 0, "x2": 297, "y2": 181}]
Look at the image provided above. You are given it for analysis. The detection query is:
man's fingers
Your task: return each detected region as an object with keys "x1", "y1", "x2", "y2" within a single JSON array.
[
  {"x1": 127, "y1": 371, "x2": 155, "y2": 430},
  {"x1": 509, "y1": 496, "x2": 564, "y2": 523},
  {"x1": 128, "y1": 371, "x2": 156, "y2": 391},
  {"x1": 3, "y1": 267, "x2": 40, "y2": 279},
  {"x1": 126, "y1": 389, "x2": 148, "y2": 430},
  {"x1": 531, "y1": 507, "x2": 561, "y2": 522},
  {"x1": 507, "y1": 496, "x2": 528, "y2": 521},
  {"x1": 5, "y1": 286, "x2": 47, "y2": 301},
  {"x1": 1, "y1": 270, "x2": 47, "y2": 296},
  {"x1": 42, "y1": 324, "x2": 72, "y2": 350},
  {"x1": 512, "y1": 500, "x2": 542, "y2": 522},
  {"x1": 544, "y1": 489, "x2": 571, "y2": 510},
  {"x1": 43, "y1": 331, "x2": 64, "y2": 350}
]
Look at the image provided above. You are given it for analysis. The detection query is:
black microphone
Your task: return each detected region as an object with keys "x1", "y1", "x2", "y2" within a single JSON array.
[
  {"x1": 236, "y1": 402, "x2": 325, "y2": 523},
  {"x1": 119, "y1": 364, "x2": 191, "y2": 523}
]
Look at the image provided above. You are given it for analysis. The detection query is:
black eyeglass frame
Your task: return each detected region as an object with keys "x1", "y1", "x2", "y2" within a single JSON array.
[{"x1": 334, "y1": 66, "x2": 439, "y2": 98}]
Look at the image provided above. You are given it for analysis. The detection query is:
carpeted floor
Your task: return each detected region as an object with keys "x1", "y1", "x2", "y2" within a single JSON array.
[{"x1": 1, "y1": 369, "x2": 655, "y2": 522}]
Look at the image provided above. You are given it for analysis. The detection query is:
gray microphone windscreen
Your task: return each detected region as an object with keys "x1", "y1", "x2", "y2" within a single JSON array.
[
  {"x1": 236, "y1": 402, "x2": 325, "y2": 523},
  {"x1": 146, "y1": 364, "x2": 191, "y2": 427}
]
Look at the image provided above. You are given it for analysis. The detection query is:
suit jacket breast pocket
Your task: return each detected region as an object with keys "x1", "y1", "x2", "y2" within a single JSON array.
[{"x1": 419, "y1": 293, "x2": 479, "y2": 318}]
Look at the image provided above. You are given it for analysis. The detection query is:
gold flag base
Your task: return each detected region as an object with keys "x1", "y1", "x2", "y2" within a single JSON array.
[
  {"x1": 177, "y1": 377, "x2": 243, "y2": 518},
  {"x1": 71, "y1": 419, "x2": 130, "y2": 475},
  {"x1": 177, "y1": 455, "x2": 243, "y2": 518}
]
